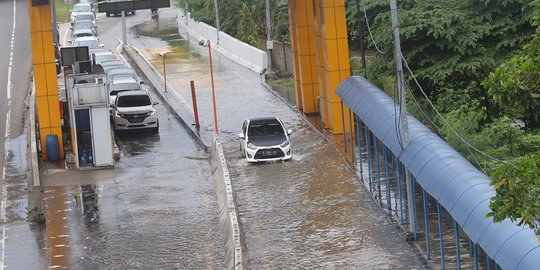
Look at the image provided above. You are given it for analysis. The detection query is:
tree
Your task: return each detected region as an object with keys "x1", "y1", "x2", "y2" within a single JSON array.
[
  {"x1": 237, "y1": 3, "x2": 260, "y2": 46},
  {"x1": 363, "y1": 0, "x2": 535, "y2": 103},
  {"x1": 483, "y1": 0, "x2": 540, "y2": 130},
  {"x1": 484, "y1": 0, "x2": 540, "y2": 241},
  {"x1": 486, "y1": 152, "x2": 540, "y2": 242}
]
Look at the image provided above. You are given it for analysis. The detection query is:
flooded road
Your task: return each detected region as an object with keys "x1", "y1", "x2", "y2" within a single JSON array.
[
  {"x1": 126, "y1": 9, "x2": 425, "y2": 268},
  {"x1": 1, "y1": 11, "x2": 226, "y2": 267},
  {"x1": 34, "y1": 91, "x2": 226, "y2": 269}
]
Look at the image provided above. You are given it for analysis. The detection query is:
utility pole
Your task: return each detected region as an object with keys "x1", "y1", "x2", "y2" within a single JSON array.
[
  {"x1": 390, "y1": 0, "x2": 413, "y2": 239},
  {"x1": 265, "y1": 0, "x2": 272, "y2": 72},
  {"x1": 213, "y1": 0, "x2": 221, "y2": 44},
  {"x1": 51, "y1": 0, "x2": 59, "y2": 45},
  {"x1": 355, "y1": 0, "x2": 366, "y2": 71},
  {"x1": 184, "y1": 0, "x2": 189, "y2": 23},
  {"x1": 122, "y1": 10, "x2": 127, "y2": 46}
]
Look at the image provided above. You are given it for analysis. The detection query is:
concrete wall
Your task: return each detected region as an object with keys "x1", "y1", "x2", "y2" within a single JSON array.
[
  {"x1": 211, "y1": 138, "x2": 248, "y2": 269},
  {"x1": 177, "y1": 10, "x2": 267, "y2": 74},
  {"x1": 28, "y1": 82, "x2": 44, "y2": 222},
  {"x1": 271, "y1": 41, "x2": 294, "y2": 74}
]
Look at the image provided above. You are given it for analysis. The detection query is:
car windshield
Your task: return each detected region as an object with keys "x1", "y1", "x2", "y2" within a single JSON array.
[
  {"x1": 76, "y1": 14, "x2": 94, "y2": 21},
  {"x1": 73, "y1": 5, "x2": 90, "y2": 12},
  {"x1": 74, "y1": 32, "x2": 93, "y2": 38},
  {"x1": 95, "y1": 54, "x2": 116, "y2": 63},
  {"x1": 73, "y1": 21, "x2": 94, "y2": 30},
  {"x1": 110, "y1": 82, "x2": 141, "y2": 93},
  {"x1": 248, "y1": 122, "x2": 284, "y2": 137},
  {"x1": 75, "y1": 40, "x2": 100, "y2": 49},
  {"x1": 117, "y1": 95, "x2": 151, "y2": 107}
]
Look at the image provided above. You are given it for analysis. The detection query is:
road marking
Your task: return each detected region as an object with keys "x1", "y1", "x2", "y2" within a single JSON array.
[
  {"x1": 62, "y1": 23, "x2": 70, "y2": 47},
  {"x1": 3, "y1": 114, "x2": 9, "y2": 140},
  {"x1": 1, "y1": 0, "x2": 17, "y2": 268}
]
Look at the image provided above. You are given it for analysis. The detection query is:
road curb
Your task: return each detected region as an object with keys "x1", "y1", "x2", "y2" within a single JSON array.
[{"x1": 28, "y1": 80, "x2": 44, "y2": 223}]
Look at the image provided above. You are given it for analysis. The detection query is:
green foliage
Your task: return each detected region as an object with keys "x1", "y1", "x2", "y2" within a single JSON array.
[
  {"x1": 486, "y1": 152, "x2": 540, "y2": 242},
  {"x1": 176, "y1": 0, "x2": 291, "y2": 46},
  {"x1": 363, "y1": 0, "x2": 534, "y2": 100},
  {"x1": 238, "y1": 4, "x2": 260, "y2": 46},
  {"x1": 482, "y1": 0, "x2": 540, "y2": 129}
]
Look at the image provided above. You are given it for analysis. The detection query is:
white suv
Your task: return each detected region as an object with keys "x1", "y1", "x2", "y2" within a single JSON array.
[
  {"x1": 70, "y1": 3, "x2": 94, "y2": 24},
  {"x1": 111, "y1": 91, "x2": 159, "y2": 132}
]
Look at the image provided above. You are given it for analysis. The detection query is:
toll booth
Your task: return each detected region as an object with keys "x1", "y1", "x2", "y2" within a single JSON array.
[{"x1": 66, "y1": 72, "x2": 114, "y2": 169}]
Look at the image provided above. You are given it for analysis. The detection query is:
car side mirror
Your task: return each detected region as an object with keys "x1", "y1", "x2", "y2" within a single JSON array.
[
  {"x1": 140, "y1": 80, "x2": 145, "y2": 84},
  {"x1": 94, "y1": 25, "x2": 98, "y2": 28},
  {"x1": 68, "y1": 40, "x2": 72, "y2": 43},
  {"x1": 110, "y1": 104, "x2": 116, "y2": 108},
  {"x1": 153, "y1": 101, "x2": 159, "y2": 105},
  {"x1": 238, "y1": 133, "x2": 245, "y2": 139},
  {"x1": 287, "y1": 129, "x2": 293, "y2": 135}
]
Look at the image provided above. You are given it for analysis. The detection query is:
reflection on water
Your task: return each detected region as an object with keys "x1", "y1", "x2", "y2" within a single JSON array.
[
  {"x1": 80, "y1": 184, "x2": 99, "y2": 223},
  {"x1": 131, "y1": 18, "x2": 201, "y2": 63}
]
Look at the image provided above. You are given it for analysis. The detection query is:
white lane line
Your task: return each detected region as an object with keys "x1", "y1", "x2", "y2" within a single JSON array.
[
  {"x1": 1, "y1": 0, "x2": 17, "y2": 268},
  {"x1": 3, "y1": 114, "x2": 9, "y2": 140},
  {"x1": 62, "y1": 23, "x2": 70, "y2": 46}
]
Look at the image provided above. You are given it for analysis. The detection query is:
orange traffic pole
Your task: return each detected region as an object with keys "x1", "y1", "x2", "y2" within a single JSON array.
[
  {"x1": 208, "y1": 42, "x2": 218, "y2": 136},
  {"x1": 162, "y1": 55, "x2": 167, "y2": 92},
  {"x1": 190, "y1": 81, "x2": 200, "y2": 130}
]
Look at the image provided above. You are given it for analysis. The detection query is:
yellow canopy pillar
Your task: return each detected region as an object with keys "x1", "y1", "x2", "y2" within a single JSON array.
[
  {"x1": 319, "y1": 0, "x2": 351, "y2": 134},
  {"x1": 28, "y1": 0, "x2": 63, "y2": 160},
  {"x1": 288, "y1": 1, "x2": 303, "y2": 112},
  {"x1": 312, "y1": 0, "x2": 329, "y2": 129},
  {"x1": 289, "y1": 0, "x2": 319, "y2": 114}
]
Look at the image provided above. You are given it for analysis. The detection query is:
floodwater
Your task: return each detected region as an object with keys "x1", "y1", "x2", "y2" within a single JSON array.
[
  {"x1": 2, "y1": 79, "x2": 226, "y2": 268},
  {"x1": 130, "y1": 9, "x2": 425, "y2": 269}
]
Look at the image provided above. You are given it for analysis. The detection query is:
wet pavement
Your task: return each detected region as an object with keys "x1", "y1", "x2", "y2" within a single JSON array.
[
  {"x1": 123, "y1": 8, "x2": 425, "y2": 269},
  {"x1": 31, "y1": 90, "x2": 225, "y2": 269},
  {"x1": 1, "y1": 6, "x2": 427, "y2": 269},
  {"x1": 2, "y1": 9, "x2": 226, "y2": 269}
]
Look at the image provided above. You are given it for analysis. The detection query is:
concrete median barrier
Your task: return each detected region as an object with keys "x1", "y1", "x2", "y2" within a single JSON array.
[
  {"x1": 211, "y1": 137, "x2": 248, "y2": 269},
  {"x1": 123, "y1": 44, "x2": 248, "y2": 269}
]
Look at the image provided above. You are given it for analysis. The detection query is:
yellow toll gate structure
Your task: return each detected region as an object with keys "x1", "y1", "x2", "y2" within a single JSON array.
[
  {"x1": 27, "y1": 0, "x2": 63, "y2": 160},
  {"x1": 26, "y1": 0, "x2": 351, "y2": 161},
  {"x1": 289, "y1": 0, "x2": 351, "y2": 134}
]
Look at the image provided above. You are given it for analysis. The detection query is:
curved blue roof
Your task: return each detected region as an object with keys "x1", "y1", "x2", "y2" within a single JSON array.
[{"x1": 337, "y1": 76, "x2": 540, "y2": 269}]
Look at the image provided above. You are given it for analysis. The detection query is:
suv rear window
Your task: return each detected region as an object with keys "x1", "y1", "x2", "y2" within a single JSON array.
[{"x1": 117, "y1": 95, "x2": 151, "y2": 107}]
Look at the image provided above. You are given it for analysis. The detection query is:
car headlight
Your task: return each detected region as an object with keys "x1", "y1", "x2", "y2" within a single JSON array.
[
  {"x1": 280, "y1": 140, "x2": 290, "y2": 148},
  {"x1": 114, "y1": 111, "x2": 123, "y2": 118},
  {"x1": 147, "y1": 109, "x2": 156, "y2": 116},
  {"x1": 247, "y1": 142, "x2": 257, "y2": 150}
]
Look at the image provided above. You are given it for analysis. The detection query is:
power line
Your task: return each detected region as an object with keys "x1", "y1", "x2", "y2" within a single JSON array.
[
  {"x1": 404, "y1": 82, "x2": 488, "y2": 173},
  {"x1": 401, "y1": 55, "x2": 510, "y2": 166},
  {"x1": 359, "y1": 0, "x2": 389, "y2": 54}
]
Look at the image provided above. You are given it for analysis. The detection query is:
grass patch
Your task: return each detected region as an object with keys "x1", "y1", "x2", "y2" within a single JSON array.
[
  {"x1": 267, "y1": 74, "x2": 296, "y2": 105},
  {"x1": 54, "y1": 0, "x2": 73, "y2": 23}
]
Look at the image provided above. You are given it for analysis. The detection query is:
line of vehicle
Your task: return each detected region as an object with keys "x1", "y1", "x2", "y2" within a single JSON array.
[{"x1": 1, "y1": 0, "x2": 17, "y2": 268}]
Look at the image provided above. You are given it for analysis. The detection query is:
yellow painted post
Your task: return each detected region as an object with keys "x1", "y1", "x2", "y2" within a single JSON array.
[
  {"x1": 321, "y1": 0, "x2": 351, "y2": 134},
  {"x1": 290, "y1": 0, "x2": 319, "y2": 114},
  {"x1": 313, "y1": 0, "x2": 330, "y2": 129},
  {"x1": 28, "y1": 0, "x2": 63, "y2": 160},
  {"x1": 288, "y1": 0, "x2": 303, "y2": 111}
]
